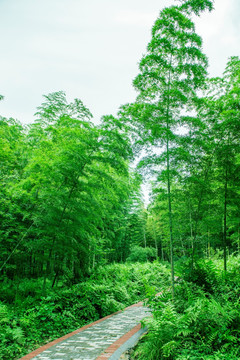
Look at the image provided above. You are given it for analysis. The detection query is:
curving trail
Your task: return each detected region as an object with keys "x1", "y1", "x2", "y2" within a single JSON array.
[{"x1": 19, "y1": 301, "x2": 151, "y2": 360}]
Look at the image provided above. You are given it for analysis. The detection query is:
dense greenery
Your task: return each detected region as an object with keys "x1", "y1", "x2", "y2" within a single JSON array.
[
  {"x1": 133, "y1": 256, "x2": 240, "y2": 359},
  {"x1": 0, "y1": 0, "x2": 239, "y2": 359},
  {"x1": 140, "y1": 56, "x2": 240, "y2": 272},
  {"x1": 0, "y1": 92, "x2": 149, "y2": 283},
  {"x1": 0, "y1": 262, "x2": 169, "y2": 360}
]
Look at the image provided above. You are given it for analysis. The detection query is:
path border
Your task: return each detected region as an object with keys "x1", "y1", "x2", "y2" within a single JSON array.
[{"x1": 96, "y1": 324, "x2": 147, "y2": 360}]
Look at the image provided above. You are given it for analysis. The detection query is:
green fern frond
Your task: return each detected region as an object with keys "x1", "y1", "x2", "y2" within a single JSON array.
[
  {"x1": 12, "y1": 327, "x2": 24, "y2": 343},
  {"x1": 162, "y1": 340, "x2": 180, "y2": 357},
  {"x1": 207, "y1": 329, "x2": 218, "y2": 346},
  {"x1": 0, "y1": 304, "x2": 10, "y2": 324}
]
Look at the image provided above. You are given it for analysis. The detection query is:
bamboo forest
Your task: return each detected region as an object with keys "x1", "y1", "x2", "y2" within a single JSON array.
[{"x1": 1, "y1": 0, "x2": 240, "y2": 359}]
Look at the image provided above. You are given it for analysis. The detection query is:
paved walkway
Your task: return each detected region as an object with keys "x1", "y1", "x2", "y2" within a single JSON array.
[{"x1": 20, "y1": 301, "x2": 151, "y2": 360}]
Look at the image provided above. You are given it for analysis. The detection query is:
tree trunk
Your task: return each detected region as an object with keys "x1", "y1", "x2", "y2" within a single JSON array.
[
  {"x1": 167, "y1": 140, "x2": 175, "y2": 300},
  {"x1": 223, "y1": 164, "x2": 228, "y2": 272},
  {"x1": 154, "y1": 225, "x2": 158, "y2": 260},
  {"x1": 165, "y1": 54, "x2": 174, "y2": 300},
  {"x1": 52, "y1": 269, "x2": 59, "y2": 288},
  {"x1": 238, "y1": 227, "x2": 240, "y2": 255}
]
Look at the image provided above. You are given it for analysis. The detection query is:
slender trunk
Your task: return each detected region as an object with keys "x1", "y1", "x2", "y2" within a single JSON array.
[
  {"x1": 143, "y1": 227, "x2": 146, "y2": 248},
  {"x1": 29, "y1": 254, "x2": 32, "y2": 276},
  {"x1": 166, "y1": 53, "x2": 174, "y2": 300},
  {"x1": 14, "y1": 278, "x2": 20, "y2": 309},
  {"x1": 154, "y1": 225, "x2": 158, "y2": 260},
  {"x1": 167, "y1": 142, "x2": 175, "y2": 300},
  {"x1": 223, "y1": 164, "x2": 228, "y2": 272},
  {"x1": 207, "y1": 229, "x2": 210, "y2": 258},
  {"x1": 180, "y1": 236, "x2": 186, "y2": 256},
  {"x1": 238, "y1": 227, "x2": 240, "y2": 255},
  {"x1": 42, "y1": 245, "x2": 54, "y2": 292},
  {"x1": 52, "y1": 269, "x2": 59, "y2": 288},
  {"x1": 59, "y1": 181, "x2": 77, "y2": 224},
  {"x1": 161, "y1": 235, "x2": 164, "y2": 261},
  {"x1": 189, "y1": 203, "x2": 194, "y2": 251}
]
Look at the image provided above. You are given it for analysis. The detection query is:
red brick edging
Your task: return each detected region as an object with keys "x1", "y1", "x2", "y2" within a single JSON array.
[
  {"x1": 96, "y1": 323, "x2": 142, "y2": 360},
  {"x1": 18, "y1": 301, "x2": 145, "y2": 360}
]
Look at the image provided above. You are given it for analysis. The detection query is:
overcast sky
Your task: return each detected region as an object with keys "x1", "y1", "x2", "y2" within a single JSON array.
[{"x1": 0, "y1": 0, "x2": 239, "y2": 124}]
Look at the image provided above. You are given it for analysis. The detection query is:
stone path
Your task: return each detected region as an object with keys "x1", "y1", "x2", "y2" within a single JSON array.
[{"x1": 20, "y1": 302, "x2": 151, "y2": 360}]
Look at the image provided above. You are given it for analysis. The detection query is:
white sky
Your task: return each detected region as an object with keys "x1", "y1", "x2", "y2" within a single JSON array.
[{"x1": 0, "y1": 0, "x2": 240, "y2": 124}]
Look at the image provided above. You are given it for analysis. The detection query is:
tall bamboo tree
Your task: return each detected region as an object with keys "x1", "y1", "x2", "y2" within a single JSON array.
[{"x1": 121, "y1": 0, "x2": 214, "y2": 298}]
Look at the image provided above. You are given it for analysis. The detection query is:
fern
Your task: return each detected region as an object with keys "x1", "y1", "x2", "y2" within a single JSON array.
[
  {"x1": 133, "y1": 266, "x2": 240, "y2": 360},
  {"x1": 0, "y1": 304, "x2": 9, "y2": 324},
  {"x1": 162, "y1": 340, "x2": 180, "y2": 358},
  {"x1": 11, "y1": 327, "x2": 25, "y2": 344}
]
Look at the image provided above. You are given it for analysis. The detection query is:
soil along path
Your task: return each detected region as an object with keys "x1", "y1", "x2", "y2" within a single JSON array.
[{"x1": 19, "y1": 301, "x2": 151, "y2": 360}]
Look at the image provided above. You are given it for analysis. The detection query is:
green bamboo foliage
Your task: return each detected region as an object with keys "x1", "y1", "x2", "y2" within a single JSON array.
[
  {"x1": 121, "y1": 0, "x2": 214, "y2": 298},
  {"x1": 0, "y1": 92, "x2": 140, "y2": 283},
  {"x1": 201, "y1": 57, "x2": 240, "y2": 270}
]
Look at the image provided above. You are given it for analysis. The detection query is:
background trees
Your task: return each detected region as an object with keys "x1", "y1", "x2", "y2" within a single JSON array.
[
  {"x1": 136, "y1": 56, "x2": 240, "y2": 274},
  {"x1": 0, "y1": 92, "x2": 146, "y2": 286},
  {"x1": 201, "y1": 57, "x2": 240, "y2": 270}
]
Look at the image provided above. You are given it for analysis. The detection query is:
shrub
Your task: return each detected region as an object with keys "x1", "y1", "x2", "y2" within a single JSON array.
[
  {"x1": 126, "y1": 246, "x2": 157, "y2": 263},
  {"x1": 132, "y1": 258, "x2": 240, "y2": 360}
]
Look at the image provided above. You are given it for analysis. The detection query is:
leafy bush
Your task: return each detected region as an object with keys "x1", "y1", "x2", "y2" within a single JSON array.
[
  {"x1": 178, "y1": 258, "x2": 220, "y2": 294},
  {"x1": 126, "y1": 246, "x2": 157, "y2": 262},
  {"x1": 133, "y1": 258, "x2": 240, "y2": 360}
]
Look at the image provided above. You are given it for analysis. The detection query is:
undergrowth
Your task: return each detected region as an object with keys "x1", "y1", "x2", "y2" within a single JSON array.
[
  {"x1": 132, "y1": 256, "x2": 240, "y2": 360},
  {"x1": 0, "y1": 261, "x2": 170, "y2": 360}
]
